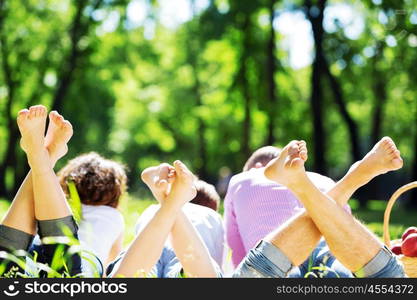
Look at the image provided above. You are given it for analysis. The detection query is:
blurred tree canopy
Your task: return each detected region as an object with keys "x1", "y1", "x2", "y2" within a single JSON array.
[{"x1": 0, "y1": 0, "x2": 417, "y2": 206}]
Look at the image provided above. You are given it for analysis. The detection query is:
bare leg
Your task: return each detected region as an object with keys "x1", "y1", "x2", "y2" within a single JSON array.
[
  {"x1": 141, "y1": 162, "x2": 218, "y2": 277},
  {"x1": 264, "y1": 137, "x2": 403, "y2": 266},
  {"x1": 15, "y1": 106, "x2": 82, "y2": 276},
  {"x1": 16, "y1": 106, "x2": 72, "y2": 221},
  {"x1": 1, "y1": 174, "x2": 37, "y2": 235},
  {"x1": 1, "y1": 111, "x2": 73, "y2": 233},
  {"x1": 266, "y1": 140, "x2": 396, "y2": 272},
  {"x1": 112, "y1": 160, "x2": 198, "y2": 277}
]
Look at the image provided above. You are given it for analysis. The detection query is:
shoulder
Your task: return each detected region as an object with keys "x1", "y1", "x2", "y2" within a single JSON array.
[
  {"x1": 82, "y1": 204, "x2": 124, "y2": 225},
  {"x1": 227, "y1": 169, "x2": 264, "y2": 189},
  {"x1": 183, "y1": 203, "x2": 223, "y2": 224},
  {"x1": 140, "y1": 204, "x2": 160, "y2": 220},
  {"x1": 135, "y1": 203, "x2": 160, "y2": 233},
  {"x1": 82, "y1": 204, "x2": 123, "y2": 217},
  {"x1": 306, "y1": 172, "x2": 335, "y2": 192}
]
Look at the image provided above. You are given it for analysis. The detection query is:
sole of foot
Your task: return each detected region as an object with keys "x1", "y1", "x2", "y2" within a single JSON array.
[
  {"x1": 264, "y1": 140, "x2": 308, "y2": 186},
  {"x1": 45, "y1": 111, "x2": 73, "y2": 163}
]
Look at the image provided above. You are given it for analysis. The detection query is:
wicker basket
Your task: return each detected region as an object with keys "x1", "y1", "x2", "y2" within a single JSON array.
[{"x1": 383, "y1": 181, "x2": 417, "y2": 277}]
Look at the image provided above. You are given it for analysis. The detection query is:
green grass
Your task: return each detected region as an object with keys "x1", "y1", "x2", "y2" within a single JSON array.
[
  {"x1": 349, "y1": 199, "x2": 416, "y2": 241},
  {"x1": 1, "y1": 196, "x2": 416, "y2": 278},
  {"x1": 1, "y1": 197, "x2": 416, "y2": 245},
  {"x1": 118, "y1": 195, "x2": 155, "y2": 246},
  {"x1": 0, "y1": 195, "x2": 155, "y2": 247}
]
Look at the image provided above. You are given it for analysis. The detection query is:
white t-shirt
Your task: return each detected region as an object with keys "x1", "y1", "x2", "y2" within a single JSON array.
[
  {"x1": 78, "y1": 204, "x2": 124, "y2": 264},
  {"x1": 135, "y1": 203, "x2": 225, "y2": 267}
]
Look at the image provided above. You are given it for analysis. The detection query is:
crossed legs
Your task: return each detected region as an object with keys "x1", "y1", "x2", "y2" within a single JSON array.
[
  {"x1": 263, "y1": 138, "x2": 402, "y2": 268},
  {"x1": 111, "y1": 161, "x2": 218, "y2": 278},
  {"x1": 234, "y1": 138, "x2": 405, "y2": 278},
  {"x1": 0, "y1": 105, "x2": 80, "y2": 276},
  {"x1": 2, "y1": 108, "x2": 73, "y2": 234}
]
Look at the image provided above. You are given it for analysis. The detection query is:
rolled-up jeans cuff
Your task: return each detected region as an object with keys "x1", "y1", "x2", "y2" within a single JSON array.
[
  {"x1": 255, "y1": 240, "x2": 293, "y2": 277},
  {"x1": 0, "y1": 225, "x2": 34, "y2": 251},
  {"x1": 37, "y1": 216, "x2": 78, "y2": 238},
  {"x1": 354, "y1": 246, "x2": 396, "y2": 278}
]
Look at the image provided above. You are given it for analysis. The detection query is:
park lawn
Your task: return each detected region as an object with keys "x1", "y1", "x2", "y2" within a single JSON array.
[
  {"x1": 0, "y1": 195, "x2": 155, "y2": 247},
  {"x1": 349, "y1": 199, "x2": 416, "y2": 241},
  {"x1": 0, "y1": 197, "x2": 416, "y2": 246}
]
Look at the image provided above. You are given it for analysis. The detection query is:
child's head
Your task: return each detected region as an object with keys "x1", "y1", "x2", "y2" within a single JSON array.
[
  {"x1": 190, "y1": 180, "x2": 221, "y2": 212},
  {"x1": 243, "y1": 146, "x2": 281, "y2": 171},
  {"x1": 58, "y1": 152, "x2": 127, "y2": 208}
]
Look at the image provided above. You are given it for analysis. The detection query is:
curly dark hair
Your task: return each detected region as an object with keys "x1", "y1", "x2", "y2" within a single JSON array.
[
  {"x1": 190, "y1": 180, "x2": 221, "y2": 211},
  {"x1": 58, "y1": 152, "x2": 127, "y2": 208}
]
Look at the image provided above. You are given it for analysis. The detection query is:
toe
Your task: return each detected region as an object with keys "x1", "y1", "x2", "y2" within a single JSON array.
[
  {"x1": 391, "y1": 150, "x2": 401, "y2": 158},
  {"x1": 39, "y1": 106, "x2": 47, "y2": 116},
  {"x1": 28, "y1": 106, "x2": 37, "y2": 118},
  {"x1": 381, "y1": 136, "x2": 392, "y2": 144},
  {"x1": 282, "y1": 141, "x2": 298, "y2": 155},
  {"x1": 290, "y1": 157, "x2": 304, "y2": 168},
  {"x1": 174, "y1": 160, "x2": 193, "y2": 178},
  {"x1": 17, "y1": 109, "x2": 30, "y2": 123},
  {"x1": 18, "y1": 109, "x2": 29, "y2": 117},
  {"x1": 49, "y1": 111, "x2": 59, "y2": 121},
  {"x1": 300, "y1": 150, "x2": 308, "y2": 161},
  {"x1": 157, "y1": 179, "x2": 168, "y2": 190},
  {"x1": 174, "y1": 160, "x2": 185, "y2": 174},
  {"x1": 62, "y1": 120, "x2": 72, "y2": 130},
  {"x1": 381, "y1": 137, "x2": 395, "y2": 150}
]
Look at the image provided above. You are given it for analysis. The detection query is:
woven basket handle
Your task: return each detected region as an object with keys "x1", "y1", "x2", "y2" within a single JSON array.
[{"x1": 383, "y1": 181, "x2": 417, "y2": 248}]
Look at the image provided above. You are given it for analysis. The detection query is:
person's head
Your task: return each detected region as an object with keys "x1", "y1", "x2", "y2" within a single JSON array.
[
  {"x1": 58, "y1": 152, "x2": 127, "y2": 208},
  {"x1": 190, "y1": 180, "x2": 221, "y2": 212},
  {"x1": 243, "y1": 146, "x2": 281, "y2": 172}
]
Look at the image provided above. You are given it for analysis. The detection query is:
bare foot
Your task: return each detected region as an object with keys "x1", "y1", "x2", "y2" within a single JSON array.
[
  {"x1": 264, "y1": 140, "x2": 308, "y2": 187},
  {"x1": 141, "y1": 163, "x2": 175, "y2": 202},
  {"x1": 349, "y1": 137, "x2": 403, "y2": 184},
  {"x1": 16, "y1": 105, "x2": 49, "y2": 172},
  {"x1": 166, "y1": 160, "x2": 197, "y2": 206},
  {"x1": 44, "y1": 111, "x2": 73, "y2": 165}
]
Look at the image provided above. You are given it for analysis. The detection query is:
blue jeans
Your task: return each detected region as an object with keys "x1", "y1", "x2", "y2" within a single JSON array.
[
  {"x1": 287, "y1": 240, "x2": 353, "y2": 278},
  {"x1": 233, "y1": 240, "x2": 405, "y2": 278},
  {"x1": 0, "y1": 217, "x2": 88, "y2": 277},
  {"x1": 107, "y1": 246, "x2": 222, "y2": 278}
]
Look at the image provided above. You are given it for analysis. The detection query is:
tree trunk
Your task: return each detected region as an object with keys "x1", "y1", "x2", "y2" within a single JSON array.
[
  {"x1": 188, "y1": 0, "x2": 207, "y2": 179},
  {"x1": 370, "y1": 43, "x2": 387, "y2": 146},
  {"x1": 306, "y1": 0, "x2": 327, "y2": 174},
  {"x1": 51, "y1": 0, "x2": 102, "y2": 112},
  {"x1": 362, "y1": 43, "x2": 387, "y2": 205},
  {"x1": 0, "y1": 0, "x2": 19, "y2": 198},
  {"x1": 192, "y1": 63, "x2": 208, "y2": 180},
  {"x1": 240, "y1": 15, "x2": 252, "y2": 160},
  {"x1": 323, "y1": 59, "x2": 362, "y2": 162},
  {"x1": 266, "y1": 0, "x2": 278, "y2": 145}
]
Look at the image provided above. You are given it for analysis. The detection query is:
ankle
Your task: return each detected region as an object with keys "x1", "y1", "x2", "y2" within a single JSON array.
[
  {"x1": 286, "y1": 173, "x2": 309, "y2": 193},
  {"x1": 27, "y1": 149, "x2": 53, "y2": 175}
]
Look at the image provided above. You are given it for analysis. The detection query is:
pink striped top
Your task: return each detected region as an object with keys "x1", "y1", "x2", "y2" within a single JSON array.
[{"x1": 224, "y1": 168, "x2": 342, "y2": 267}]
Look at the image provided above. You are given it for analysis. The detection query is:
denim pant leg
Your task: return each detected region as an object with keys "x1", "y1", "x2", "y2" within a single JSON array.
[
  {"x1": 354, "y1": 246, "x2": 405, "y2": 278},
  {"x1": 0, "y1": 225, "x2": 34, "y2": 275},
  {"x1": 37, "y1": 216, "x2": 83, "y2": 277},
  {"x1": 233, "y1": 240, "x2": 293, "y2": 278},
  {"x1": 287, "y1": 240, "x2": 353, "y2": 278}
]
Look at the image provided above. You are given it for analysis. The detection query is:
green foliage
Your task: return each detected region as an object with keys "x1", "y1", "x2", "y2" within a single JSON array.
[
  {"x1": 0, "y1": 0, "x2": 417, "y2": 201},
  {"x1": 0, "y1": 195, "x2": 154, "y2": 278}
]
